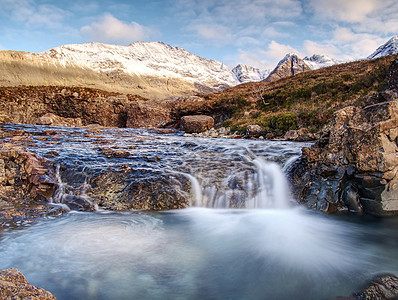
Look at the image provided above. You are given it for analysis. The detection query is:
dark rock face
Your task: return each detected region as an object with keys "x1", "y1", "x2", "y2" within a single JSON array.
[
  {"x1": 180, "y1": 115, "x2": 214, "y2": 133},
  {"x1": 335, "y1": 274, "x2": 398, "y2": 299},
  {"x1": 126, "y1": 99, "x2": 175, "y2": 128},
  {"x1": 0, "y1": 86, "x2": 144, "y2": 128},
  {"x1": 291, "y1": 97, "x2": 398, "y2": 216},
  {"x1": 388, "y1": 59, "x2": 398, "y2": 92},
  {"x1": 0, "y1": 268, "x2": 56, "y2": 299}
]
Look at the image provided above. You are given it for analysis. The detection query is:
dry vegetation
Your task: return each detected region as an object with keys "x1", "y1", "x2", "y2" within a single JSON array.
[{"x1": 202, "y1": 54, "x2": 398, "y2": 136}]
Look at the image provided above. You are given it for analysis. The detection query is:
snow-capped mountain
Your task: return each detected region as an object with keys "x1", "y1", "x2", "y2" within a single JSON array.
[
  {"x1": 232, "y1": 64, "x2": 271, "y2": 83},
  {"x1": 303, "y1": 54, "x2": 344, "y2": 70},
  {"x1": 368, "y1": 36, "x2": 398, "y2": 59},
  {"x1": 42, "y1": 41, "x2": 238, "y2": 91}
]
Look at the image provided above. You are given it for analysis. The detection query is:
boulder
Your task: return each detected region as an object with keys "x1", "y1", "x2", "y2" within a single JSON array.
[
  {"x1": 246, "y1": 125, "x2": 262, "y2": 137},
  {"x1": 180, "y1": 115, "x2": 214, "y2": 133},
  {"x1": 291, "y1": 96, "x2": 398, "y2": 216},
  {"x1": 0, "y1": 268, "x2": 56, "y2": 299}
]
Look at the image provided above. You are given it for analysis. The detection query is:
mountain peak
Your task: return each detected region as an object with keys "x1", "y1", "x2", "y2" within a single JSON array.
[
  {"x1": 368, "y1": 36, "x2": 398, "y2": 59},
  {"x1": 232, "y1": 64, "x2": 271, "y2": 83},
  {"x1": 264, "y1": 53, "x2": 312, "y2": 82}
]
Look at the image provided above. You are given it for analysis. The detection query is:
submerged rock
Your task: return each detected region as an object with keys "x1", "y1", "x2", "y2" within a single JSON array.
[{"x1": 0, "y1": 268, "x2": 56, "y2": 299}]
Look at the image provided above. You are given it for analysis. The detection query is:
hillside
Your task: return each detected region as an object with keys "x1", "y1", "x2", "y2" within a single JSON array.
[{"x1": 202, "y1": 54, "x2": 398, "y2": 136}]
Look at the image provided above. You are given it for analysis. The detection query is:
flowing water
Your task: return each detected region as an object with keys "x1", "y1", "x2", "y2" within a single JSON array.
[{"x1": 1, "y1": 124, "x2": 398, "y2": 299}]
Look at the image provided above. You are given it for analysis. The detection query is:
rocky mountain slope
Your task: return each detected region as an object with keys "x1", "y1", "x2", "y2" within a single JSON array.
[
  {"x1": 1, "y1": 36, "x2": 397, "y2": 99},
  {"x1": 0, "y1": 42, "x2": 238, "y2": 100}
]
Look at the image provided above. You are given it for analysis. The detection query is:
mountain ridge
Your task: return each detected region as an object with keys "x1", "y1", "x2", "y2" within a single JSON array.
[{"x1": 0, "y1": 36, "x2": 397, "y2": 99}]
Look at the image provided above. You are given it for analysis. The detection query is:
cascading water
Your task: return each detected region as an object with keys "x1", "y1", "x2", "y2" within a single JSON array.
[{"x1": 1, "y1": 123, "x2": 398, "y2": 300}]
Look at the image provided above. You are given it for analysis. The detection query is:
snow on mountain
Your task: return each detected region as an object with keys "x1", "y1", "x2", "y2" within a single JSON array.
[
  {"x1": 303, "y1": 54, "x2": 344, "y2": 70},
  {"x1": 42, "y1": 41, "x2": 239, "y2": 90},
  {"x1": 232, "y1": 64, "x2": 271, "y2": 83},
  {"x1": 368, "y1": 36, "x2": 398, "y2": 59}
]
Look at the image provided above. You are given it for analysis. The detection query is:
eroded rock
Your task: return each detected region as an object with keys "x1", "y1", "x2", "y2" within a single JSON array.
[{"x1": 291, "y1": 97, "x2": 398, "y2": 216}]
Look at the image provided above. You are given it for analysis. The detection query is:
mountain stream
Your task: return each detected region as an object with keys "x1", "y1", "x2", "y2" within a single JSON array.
[{"x1": 1, "y1": 124, "x2": 398, "y2": 299}]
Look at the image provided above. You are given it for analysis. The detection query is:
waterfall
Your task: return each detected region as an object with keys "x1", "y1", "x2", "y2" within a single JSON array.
[{"x1": 185, "y1": 157, "x2": 292, "y2": 209}]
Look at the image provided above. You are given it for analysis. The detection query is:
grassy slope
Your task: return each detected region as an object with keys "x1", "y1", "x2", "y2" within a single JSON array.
[{"x1": 203, "y1": 54, "x2": 398, "y2": 136}]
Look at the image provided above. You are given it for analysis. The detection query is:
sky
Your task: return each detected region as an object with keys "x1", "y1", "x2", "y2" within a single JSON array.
[{"x1": 0, "y1": 0, "x2": 397, "y2": 69}]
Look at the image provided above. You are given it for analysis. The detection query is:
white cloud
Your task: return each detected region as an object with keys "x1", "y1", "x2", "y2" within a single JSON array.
[
  {"x1": 0, "y1": 0, "x2": 67, "y2": 28},
  {"x1": 331, "y1": 27, "x2": 386, "y2": 59},
  {"x1": 302, "y1": 40, "x2": 341, "y2": 57},
  {"x1": 81, "y1": 14, "x2": 157, "y2": 44},
  {"x1": 193, "y1": 24, "x2": 231, "y2": 40},
  {"x1": 259, "y1": 40, "x2": 300, "y2": 60},
  {"x1": 171, "y1": 0, "x2": 302, "y2": 44},
  {"x1": 307, "y1": 0, "x2": 378, "y2": 23}
]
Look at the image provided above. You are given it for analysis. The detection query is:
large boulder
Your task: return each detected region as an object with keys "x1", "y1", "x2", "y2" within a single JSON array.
[
  {"x1": 291, "y1": 94, "x2": 398, "y2": 216},
  {"x1": 0, "y1": 268, "x2": 56, "y2": 299},
  {"x1": 180, "y1": 115, "x2": 214, "y2": 133}
]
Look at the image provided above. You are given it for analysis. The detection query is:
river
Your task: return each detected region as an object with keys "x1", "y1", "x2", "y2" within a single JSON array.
[{"x1": 1, "y1": 124, "x2": 398, "y2": 299}]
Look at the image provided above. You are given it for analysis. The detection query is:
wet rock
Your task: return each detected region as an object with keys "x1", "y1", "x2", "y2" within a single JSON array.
[
  {"x1": 246, "y1": 125, "x2": 262, "y2": 137},
  {"x1": 291, "y1": 93, "x2": 398, "y2": 216},
  {"x1": 87, "y1": 168, "x2": 190, "y2": 210},
  {"x1": 99, "y1": 147, "x2": 131, "y2": 158},
  {"x1": 180, "y1": 115, "x2": 214, "y2": 133},
  {"x1": 0, "y1": 268, "x2": 56, "y2": 299},
  {"x1": 335, "y1": 274, "x2": 398, "y2": 299}
]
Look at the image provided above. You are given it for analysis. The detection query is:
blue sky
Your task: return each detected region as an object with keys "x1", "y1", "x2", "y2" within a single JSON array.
[{"x1": 1, "y1": 0, "x2": 397, "y2": 69}]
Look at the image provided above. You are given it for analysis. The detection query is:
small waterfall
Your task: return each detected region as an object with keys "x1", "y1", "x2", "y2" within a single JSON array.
[
  {"x1": 51, "y1": 165, "x2": 97, "y2": 211},
  {"x1": 245, "y1": 158, "x2": 291, "y2": 209},
  {"x1": 185, "y1": 157, "x2": 292, "y2": 209}
]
